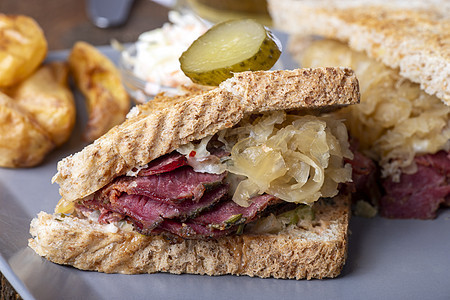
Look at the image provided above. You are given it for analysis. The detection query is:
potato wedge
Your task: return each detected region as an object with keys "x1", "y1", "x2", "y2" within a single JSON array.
[
  {"x1": 68, "y1": 41, "x2": 130, "y2": 141},
  {"x1": 0, "y1": 92, "x2": 54, "y2": 168},
  {"x1": 0, "y1": 14, "x2": 47, "y2": 87},
  {"x1": 5, "y1": 62, "x2": 76, "y2": 146}
]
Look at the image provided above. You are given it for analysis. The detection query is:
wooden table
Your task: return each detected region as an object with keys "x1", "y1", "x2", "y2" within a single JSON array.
[
  {"x1": 1, "y1": 0, "x2": 170, "y2": 51},
  {"x1": 0, "y1": 0, "x2": 169, "y2": 298}
]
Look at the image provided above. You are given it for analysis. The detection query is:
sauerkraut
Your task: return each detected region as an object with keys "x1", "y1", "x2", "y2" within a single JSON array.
[
  {"x1": 300, "y1": 39, "x2": 450, "y2": 180},
  {"x1": 179, "y1": 111, "x2": 353, "y2": 207}
]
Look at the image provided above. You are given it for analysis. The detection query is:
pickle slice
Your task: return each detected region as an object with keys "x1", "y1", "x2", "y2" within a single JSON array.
[{"x1": 179, "y1": 19, "x2": 281, "y2": 86}]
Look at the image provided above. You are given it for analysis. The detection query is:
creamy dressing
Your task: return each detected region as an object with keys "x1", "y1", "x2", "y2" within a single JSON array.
[{"x1": 128, "y1": 11, "x2": 208, "y2": 92}]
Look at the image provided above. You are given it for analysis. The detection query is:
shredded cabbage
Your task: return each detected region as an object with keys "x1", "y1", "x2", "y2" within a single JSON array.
[
  {"x1": 208, "y1": 111, "x2": 352, "y2": 206},
  {"x1": 300, "y1": 39, "x2": 450, "y2": 181},
  {"x1": 130, "y1": 11, "x2": 208, "y2": 89}
]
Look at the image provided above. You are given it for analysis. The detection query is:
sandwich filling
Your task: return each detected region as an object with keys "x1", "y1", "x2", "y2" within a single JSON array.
[
  {"x1": 72, "y1": 111, "x2": 354, "y2": 239},
  {"x1": 298, "y1": 38, "x2": 450, "y2": 219}
]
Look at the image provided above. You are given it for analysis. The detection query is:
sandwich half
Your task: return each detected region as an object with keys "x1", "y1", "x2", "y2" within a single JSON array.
[
  {"x1": 29, "y1": 67, "x2": 360, "y2": 279},
  {"x1": 268, "y1": 0, "x2": 450, "y2": 219}
]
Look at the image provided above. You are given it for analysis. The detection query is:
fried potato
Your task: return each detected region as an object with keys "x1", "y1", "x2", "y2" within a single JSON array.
[
  {"x1": 0, "y1": 14, "x2": 47, "y2": 87},
  {"x1": 68, "y1": 41, "x2": 130, "y2": 141},
  {"x1": 5, "y1": 62, "x2": 76, "y2": 146},
  {"x1": 0, "y1": 92, "x2": 54, "y2": 168}
]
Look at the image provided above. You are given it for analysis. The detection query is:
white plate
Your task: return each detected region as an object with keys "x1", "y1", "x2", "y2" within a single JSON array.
[{"x1": 1, "y1": 42, "x2": 449, "y2": 300}]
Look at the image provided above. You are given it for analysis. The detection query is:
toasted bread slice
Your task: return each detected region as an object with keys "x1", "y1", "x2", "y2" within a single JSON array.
[
  {"x1": 53, "y1": 68, "x2": 359, "y2": 203},
  {"x1": 268, "y1": 0, "x2": 450, "y2": 105},
  {"x1": 29, "y1": 193, "x2": 350, "y2": 279}
]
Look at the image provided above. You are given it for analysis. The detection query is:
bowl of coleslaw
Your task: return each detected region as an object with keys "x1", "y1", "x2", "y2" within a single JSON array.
[{"x1": 118, "y1": 11, "x2": 209, "y2": 103}]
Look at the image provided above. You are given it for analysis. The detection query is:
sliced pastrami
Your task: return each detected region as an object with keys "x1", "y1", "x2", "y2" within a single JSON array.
[
  {"x1": 85, "y1": 184, "x2": 228, "y2": 232},
  {"x1": 114, "y1": 194, "x2": 170, "y2": 230},
  {"x1": 98, "y1": 209, "x2": 125, "y2": 224},
  {"x1": 99, "y1": 166, "x2": 227, "y2": 204},
  {"x1": 137, "y1": 152, "x2": 187, "y2": 176},
  {"x1": 113, "y1": 184, "x2": 229, "y2": 232},
  {"x1": 380, "y1": 151, "x2": 450, "y2": 219},
  {"x1": 80, "y1": 146, "x2": 287, "y2": 239},
  {"x1": 345, "y1": 139, "x2": 381, "y2": 204},
  {"x1": 153, "y1": 194, "x2": 280, "y2": 238},
  {"x1": 191, "y1": 194, "x2": 281, "y2": 230},
  {"x1": 172, "y1": 184, "x2": 229, "y2": 219}
]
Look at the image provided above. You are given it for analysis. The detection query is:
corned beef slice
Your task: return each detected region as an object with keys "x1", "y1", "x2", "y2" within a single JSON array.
[
  {"x1": 80, "y1": 150, "x2": 285, "y2": 238},
  {"x1": 99, "y1": 166, "x2": 227, "y2": 204},
  {"x1": 192, "y1": 194, "x2": 281, "y2": 229},
  {"x1": 90, "y1": 187, "x2": 279, "y2": 237},
  {"x1": 345, "y1": 139, "x2": 381, "y2": 205},
  {"x1": 98, "y1": 210, "x2": 124, "y2": 224},
  {"x1": 109, "y1": 185, "x2": 229, "y2": 232},
  {"x1": 345, "y1": 148, "x2": 380, "y2": 204},
  {"x1": 157, "y1": 195, "x2": 279, "y2": 238},
  {"x1": 168, "y1": 184, "x2": 229, "y2": 219},
  {"x1": 137, "y1": 152, "x2": 187, "y2": 176},
  {"x1": 380, "y1": 151, "x2": 450, "y2": 219},
  {"x1": 112, "y1": 195, "x2": 164, "y2": 230}
]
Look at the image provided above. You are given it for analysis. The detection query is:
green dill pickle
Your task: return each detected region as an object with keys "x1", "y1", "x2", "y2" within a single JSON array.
[{"x1": 179, "y1": 19, "x2": 281, "y2": 86}]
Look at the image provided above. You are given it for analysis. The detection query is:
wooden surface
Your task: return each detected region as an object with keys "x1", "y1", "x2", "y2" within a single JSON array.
[
  {"x1": 0, "y1": 0, "x2": 170, "y2": 50},
  {"x1": 0, "y1": 0, "x2": 169, "y2": 298}
]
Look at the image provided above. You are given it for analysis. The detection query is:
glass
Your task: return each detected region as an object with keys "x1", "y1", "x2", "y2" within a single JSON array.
[{"x1": 177, "y1": 0, "x2": 272, "y2": 26}]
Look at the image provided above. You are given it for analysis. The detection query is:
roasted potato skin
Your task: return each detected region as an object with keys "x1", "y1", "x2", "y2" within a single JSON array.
[
  {"x1": 0, "y1": 14, "x2": 47, "y2": 87},
  {"x1": 5, "y1": 62, "x2": 76, "y2": 146},
  {"x1": 69, "y1": 41, "x2": 130, "y2": 141},
  {"x1": 0, "y1": 92, "x2": 54, "y2": 168}
]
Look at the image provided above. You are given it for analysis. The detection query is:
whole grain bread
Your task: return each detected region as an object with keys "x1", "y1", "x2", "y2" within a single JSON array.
[
  {"x1": 29, "y1": 194, "x2": 350, "y2": 279},
  {"x1": 268, "y1": 0, "x2": 450, "y2": 105},
  {"x1": 53, "y1": 68, "x2": 359, "y2": 202}
]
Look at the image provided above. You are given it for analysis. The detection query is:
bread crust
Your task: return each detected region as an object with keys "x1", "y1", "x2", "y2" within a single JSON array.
[
  {"x1": 268, "y1": 0, "x2": 450, "y2": 105},
  {"x1": 29, "y1": 194, "x2": 350, "y2": 279},
  {"x1": 53, "y1": 68, "x2": 359, "y2": 202}
]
